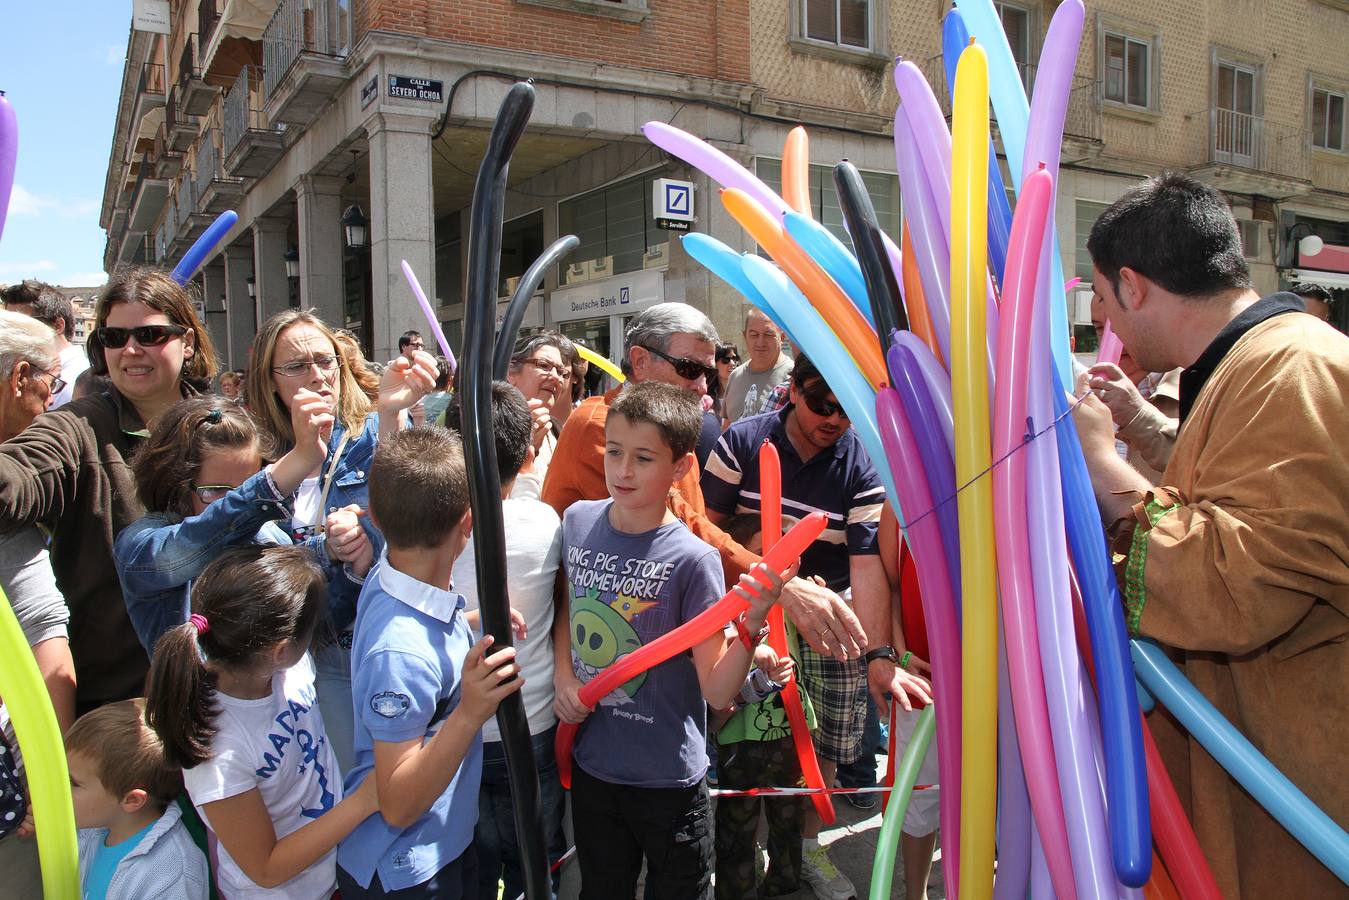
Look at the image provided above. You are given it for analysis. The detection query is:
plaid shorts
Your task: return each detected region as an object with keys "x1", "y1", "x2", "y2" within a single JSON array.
[{"x1": 797, "y1": 646, "x2": 868, "y2": 765}]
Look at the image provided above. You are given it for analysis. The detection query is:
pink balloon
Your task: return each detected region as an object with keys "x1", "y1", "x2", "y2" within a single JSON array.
[
  {"x1": 992, "y1": 167, "x2": 1078, "y2": 900},
  {"x1": 876, "y1": 386, "x2": 963, "y2": 893},
  {"x1": 1098, "y1": 320, "x2": 1124, "y2": 367}
]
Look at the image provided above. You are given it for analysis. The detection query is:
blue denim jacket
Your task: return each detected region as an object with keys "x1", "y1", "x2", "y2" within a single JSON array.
[
  {"x1": 113, "y1": 467, "x2": 363, "y2": 654},
  {"x1": 317, "y1": 411, "x2": 386, "y2": 629}
]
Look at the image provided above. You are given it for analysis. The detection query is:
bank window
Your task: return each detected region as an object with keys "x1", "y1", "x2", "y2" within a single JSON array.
[
  {"x1": 1313, "y1": 87, "x2": 1346, "y2": 151},
  {"x1": 754, "y1": 159, "x2": 901, "y2": 248},
  {"x1": 1075, "y1": 199, "x2": 1109, "y2": 282},
  {"x1": 498, "y1": 211, "x2": 544, "y2": 297},
  {"x1": 434, "y1": 213, "x2": 462, "y2": 307},
  {"x1": 558, "y1": 172, "x2": 669, "y2": 285},
  {"x1": 1104, "y1": 33, "x2": 1151, "y2": 108},
  {"x1": 801, "y1": 0, "x2": 872, "y2": 51}
]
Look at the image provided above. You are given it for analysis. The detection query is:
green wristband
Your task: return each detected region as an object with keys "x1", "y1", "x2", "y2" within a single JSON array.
[{"x1": 899, "y1": 650, "x2": 913, "y2": 670}]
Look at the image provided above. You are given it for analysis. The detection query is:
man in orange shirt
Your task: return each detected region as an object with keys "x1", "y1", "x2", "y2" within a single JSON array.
[{"x1": 542, "y1": 302, "x2": 865, "y2": 659}]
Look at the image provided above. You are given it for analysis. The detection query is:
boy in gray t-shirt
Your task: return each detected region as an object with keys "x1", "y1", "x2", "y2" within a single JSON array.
[{"x1": 553, "y1": 382, "x2": 785, "y2": 900}]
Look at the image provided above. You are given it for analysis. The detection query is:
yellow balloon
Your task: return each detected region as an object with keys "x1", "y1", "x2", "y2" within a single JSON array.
[
  {"x1": 575, "y1": 344, "x2": 625, "y2": 384},
  {"x1": 951, "y1": 42, "x2": 999, "y2": 900},
  {"x1": 0, "y1": 588, "x2": 79, "y2": 899}
]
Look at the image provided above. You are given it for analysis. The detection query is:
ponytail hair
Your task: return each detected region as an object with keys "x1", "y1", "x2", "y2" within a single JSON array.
[
  {"x1": 131, "y1": 395, "x2": 270, "y2": 518},
  {"x1": 145, "y1": 544, "x2": 328, "y2": 768}
]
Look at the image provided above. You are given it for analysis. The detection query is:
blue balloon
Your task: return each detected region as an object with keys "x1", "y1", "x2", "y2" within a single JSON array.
[
  {"x1": 943, "y1": 8, "x2": 1013, "y2": 287},
  {"x1": 1133, "y1": 638, "x2": 1349, "y2": 884},
  {"x1": 1135, "y1": 677, "x2": 1156, "y2": 714},
  {"x1": 1051, "y1": 369, "x2": 1151, "y2": 886},
  {"x1": 680, "y1": 233, "x2": 792, "y2": 336},
  {"x1": 781, "y1": 212, "x2": 874, "y2": 328},
  {"x1": 171, "y1": 210, "x2": 238, "y2": 285},
  {"x1": 740, "y1": 254, "x2": 899, "y2": 506}
]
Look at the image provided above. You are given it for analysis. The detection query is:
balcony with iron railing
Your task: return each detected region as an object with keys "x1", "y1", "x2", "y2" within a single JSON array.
[
  {"x1": 130, "y1": 62, "x2": 168, "y2": 131},
  {"x1": 129, "y1": 152, "x2": 170, "y2": 233},
  {"x1": 198, "y1": 0, "x2": 219, "y2": 50},
  {"x1": 1194, "y1": 108, "x2": 1312, "y2": 199},
  {"x1": 223, "y1": 66, "x2": 285, "y2": 178},
  {"x1": 194, "y1": 131, "x2": 243, "y2": 214},
  {"x1": 177, "y1": 33, "x2": 218, "y2": 116},
  {"x1": 918, "y1": 55, "x2": 1102, "y2": 151},
  {"x1": 262, "y1": 0, "x2": 349, "y2": 126},
  {"x1": 166, "y1": 84, "x2": 199, "y2": 153},
  {"x1": 152, "y1": 126, "x2": 184, "y2": 178},
  {"x1": 169, "y1": 175, "x2": 209, "y2": 257}
]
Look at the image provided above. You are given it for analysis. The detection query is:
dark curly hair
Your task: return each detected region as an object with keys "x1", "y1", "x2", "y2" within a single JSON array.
[{"x1": 130, "y1": 396, "x2": 269, "y2": 519}]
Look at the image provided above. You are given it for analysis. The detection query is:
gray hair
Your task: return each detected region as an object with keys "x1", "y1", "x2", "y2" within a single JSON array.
[
  {"x1": 508, "y1": 329, "x2": 576, "y2": 373},
  {"x1": 621, "y1": 302, "x2": 720, "y2": 377},
  {"x1": 0, "y1": 310, "x2": 58, "y2": 379}
]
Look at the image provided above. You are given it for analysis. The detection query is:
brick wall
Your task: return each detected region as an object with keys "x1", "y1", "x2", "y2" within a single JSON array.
[{"x1": 357, "y1": 0, "x2": 750, "y2": 83}]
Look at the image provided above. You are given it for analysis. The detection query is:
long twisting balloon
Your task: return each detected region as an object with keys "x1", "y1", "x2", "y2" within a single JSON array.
[
  {"x1": 460, "y1": 81, "x2": 551, "y2": 900},
  {"x1": 492, "y1": 234, "x2": 580, "y2": 379}
]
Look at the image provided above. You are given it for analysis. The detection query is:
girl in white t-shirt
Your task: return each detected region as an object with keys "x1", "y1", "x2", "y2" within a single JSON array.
[{"x1": 144, "y1": 544, "x2": 377, "y2": 899}]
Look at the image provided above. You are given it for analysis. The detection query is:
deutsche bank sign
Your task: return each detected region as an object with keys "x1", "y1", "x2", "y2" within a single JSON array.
[{"x1": 653, "y1": 178, "x2": 695, "y2": 232}]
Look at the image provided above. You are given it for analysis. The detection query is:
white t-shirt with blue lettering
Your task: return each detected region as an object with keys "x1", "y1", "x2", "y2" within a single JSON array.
[{"x1": 182, "y1": 653, "x2": 343, "y2": 899}]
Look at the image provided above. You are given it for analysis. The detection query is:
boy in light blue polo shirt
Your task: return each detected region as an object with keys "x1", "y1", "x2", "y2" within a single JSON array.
[{"x1": 337, "y1": 428, "x2": 523, "y2": 899}]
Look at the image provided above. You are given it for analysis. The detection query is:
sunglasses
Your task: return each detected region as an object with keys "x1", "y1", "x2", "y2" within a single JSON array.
[
  {"x1": 189, "y1": 482, "x2": 236, "y2": 504},
  {"x1": 639, "y1": 345, "x2": 717, "y2": 382},
  {"x1": 802, "y1": 391, "x2": 849, "y2": 420},
  {"x1": 718, "y1": 354, "x2": 740, "y2": 366},
  {"x1": 96, "y1": 324, "x2": 188, "y2": 348}
]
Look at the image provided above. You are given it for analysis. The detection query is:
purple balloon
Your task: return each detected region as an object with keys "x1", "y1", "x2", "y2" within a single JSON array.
[
  {"x1": 894, "y1": 112, "x2": 954, "y2": 366},
  {"x1": 893, "y1": 331, "x2": 955, "y2": 459},
  {"x1": 993, "y1": 628, "x2": 1032, "y2": 900},
  {"x1": 0, "y1": 92, "x2": 18, "y2": 247}
]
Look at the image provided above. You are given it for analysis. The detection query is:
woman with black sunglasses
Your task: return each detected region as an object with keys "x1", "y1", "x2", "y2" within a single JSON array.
[{"x1": 0, "y1": 267, "x2": 220, "y2": 714}]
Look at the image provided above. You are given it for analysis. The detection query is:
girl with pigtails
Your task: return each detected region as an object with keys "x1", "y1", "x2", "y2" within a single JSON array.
[
  {"x1": 144, "y1": 544, "x2": 377, "y2": 899},
  {"x1": 114, "y1": 394, "x2": 372, "y2": 656}
]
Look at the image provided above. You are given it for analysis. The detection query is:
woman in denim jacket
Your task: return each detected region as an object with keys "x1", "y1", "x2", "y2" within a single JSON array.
[
  {"x1": 114, "y1": 396, "x2": 370, "y2": 656},
  {"x1": 243, "y1": 311, "x2": 438, "y2": 770}
]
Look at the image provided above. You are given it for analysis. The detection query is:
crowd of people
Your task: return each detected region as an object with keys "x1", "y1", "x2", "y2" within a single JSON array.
[{"x1": 0, "y1": 169, "x2": 1343, "y2": 900}]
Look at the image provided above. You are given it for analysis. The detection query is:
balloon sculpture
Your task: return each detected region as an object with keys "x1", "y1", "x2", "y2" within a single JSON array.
[{"x1": 460, "y1": 82, "x2": 551, "y2": 900}]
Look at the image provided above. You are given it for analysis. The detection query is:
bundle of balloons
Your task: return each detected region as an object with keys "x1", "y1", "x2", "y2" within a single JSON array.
[{"x1": 642, "y1": 2, "x2": 1349, "y2": 898}]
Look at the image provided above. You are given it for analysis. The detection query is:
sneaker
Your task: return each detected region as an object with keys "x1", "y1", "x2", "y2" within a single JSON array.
[
  {"x1": 755, "y1": 842, "x2": 768, "y2": 884},
  {"x1": 843, "y1": 787, "x2": 877, "y2": 811},
  {"x1": 802, "y1": 843, "x2": 856, "y2": 900}
]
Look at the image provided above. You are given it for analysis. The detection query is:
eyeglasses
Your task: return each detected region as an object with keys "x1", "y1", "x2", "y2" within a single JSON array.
[
  {"x1": 272, "y1": 355, "x2": 342, "y2": 378},
  {"x1": 801, "y1": 391, "x2": 849, "y2": 420},
  {"x1": 718, "y1": 355, "x2": 740, "y2": 366},
  {"x1": 189, "y1": 483, "x2": 235, "y2": 503},
  {"x1": 522, "y1": 357, "x2": 571, "y2": 380},
  {"x1": 96, "y1": 324, "x2": 188, "y2": 348},
  {"x1": 27, "y1": 364, "x2": 66, "y2": 397},
  {"x1": 638, "y1": 345, "x2": 717, "y2": 382}
]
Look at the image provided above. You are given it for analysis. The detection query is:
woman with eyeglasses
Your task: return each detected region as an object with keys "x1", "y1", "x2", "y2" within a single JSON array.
[
  {"x1": 245, "y1": 310, "x2": 437, "y2": 769},
  {"x1": 0, "y1": 268, "x2": 219, "y2": 714},
  {"x1": 711, "y1": 343, "x2": 739, "y2": 425},
  {"x1": 114, "y1": 396, "x2": 370, "y2": 657},
  {"x1": 504, "y1": 330, "x2": 577, "y2": 499}
]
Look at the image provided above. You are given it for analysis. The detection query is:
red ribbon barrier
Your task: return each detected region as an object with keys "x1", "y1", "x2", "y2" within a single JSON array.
[
  {"x1": 556, "y1": 511, "x2": 829, "y2": 789},
  {"x1": 760, "y1": 441, "x2": 835, "y2": 824}
]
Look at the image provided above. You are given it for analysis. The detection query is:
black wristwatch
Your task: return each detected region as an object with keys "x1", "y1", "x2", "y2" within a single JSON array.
[{"x1": 864, "y1": 645, "x2": 900, "y2": 666}]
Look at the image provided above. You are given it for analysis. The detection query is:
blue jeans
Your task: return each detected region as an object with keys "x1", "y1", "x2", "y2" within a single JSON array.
[
  {"x1": 473, "y1": 725, "x2": 566, "y2": 900},
  {"x1": 314, "y1": 641, "x2": 355, "y2": 774}
]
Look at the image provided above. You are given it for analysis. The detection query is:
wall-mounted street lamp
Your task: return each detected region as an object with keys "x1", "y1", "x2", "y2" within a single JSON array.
[
  {"x1": 284, "y1": 245, "x2": 300, "y2": 279},
  {"x1": 245, "y1": 275, "x2": 256, "y2": 299},
  {"x1": 341, "y1": 204, "x2": 368, "y2": 250}
]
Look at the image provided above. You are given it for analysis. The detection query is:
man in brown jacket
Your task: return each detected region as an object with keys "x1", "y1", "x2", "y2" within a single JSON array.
[{"x1": 1073, "y1": 172, "x2": 1348, "y2": 898}]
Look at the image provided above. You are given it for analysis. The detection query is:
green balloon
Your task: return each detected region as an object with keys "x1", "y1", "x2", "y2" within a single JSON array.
[{"x1": 870, "y1": 704, "x2": 937, "y2": 900}]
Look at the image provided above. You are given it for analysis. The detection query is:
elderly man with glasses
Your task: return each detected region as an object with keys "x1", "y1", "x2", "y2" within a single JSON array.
[{"x1": 541, "y1": 302, "x2": 867, "y2": 663}]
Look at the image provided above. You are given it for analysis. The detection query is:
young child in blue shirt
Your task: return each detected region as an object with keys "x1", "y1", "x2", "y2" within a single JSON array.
[
  {"x1": 337, "y1": 427, "x2": 522, "y2": 899},
  {"x1": 69, "y1": 699, "x2": 208, "y2": 900},
  {"x1": 552, "y1": 382, "x2": 786, "y2": 900}
]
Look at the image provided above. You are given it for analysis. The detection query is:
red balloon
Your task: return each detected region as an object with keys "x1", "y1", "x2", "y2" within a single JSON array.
[
  {"x1": 556, "y1": 512, "x2": 830, "y2": 789},
  {"x1": 760, "y1": 441, "x2": 835, "y2": 824}
]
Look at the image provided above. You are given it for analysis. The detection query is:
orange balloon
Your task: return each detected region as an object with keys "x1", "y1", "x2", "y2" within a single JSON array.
[
  {"x1": 1142, "y1": 851, "x2": 1182, "y2": 900},
  {"x1": 783, "y1": 126, "x2": 812, "y2": 218},
  {"x1": 901, "y1": 222, "x2": 945, "y2": 367},
  {"x1": 721, "y1": 187, "x2": 887, "y2": 389}
]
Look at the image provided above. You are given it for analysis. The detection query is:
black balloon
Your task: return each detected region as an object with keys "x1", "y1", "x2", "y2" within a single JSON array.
[
  {"x1": 834, "y1": 161, "x2": 908, "y2": 362},
  {"x1": 461, "y1": 80, "x2": 552, "y2": 900},
  {"x1": 492, "y1": 233, "x2": 581, "y2": 380}
]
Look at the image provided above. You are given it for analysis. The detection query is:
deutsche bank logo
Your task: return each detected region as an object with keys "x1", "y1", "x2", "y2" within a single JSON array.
[
  {"x1": 620, "y1": 287, "x2": 631, "y2": 304},
  {"x1": 665, "y1": 184, "x2": 691, "y2": 215}
]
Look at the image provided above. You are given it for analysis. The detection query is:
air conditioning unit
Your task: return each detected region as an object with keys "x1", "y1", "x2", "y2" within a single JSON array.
[
  {"x1": 589, "y1": 256, "x2": 614, "y2": 279},
  {"x1": 643, "y1": 243, "x2": 669, "y2": 269},
  {"x1": 564, "y1": 261, "x2": 589, "y2": 285},
  {"x1": 1071, "y1": 288, "x2": 1095, "y2": 325}
]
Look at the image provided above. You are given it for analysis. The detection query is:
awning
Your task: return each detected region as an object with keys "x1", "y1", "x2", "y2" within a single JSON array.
[
  {"x1": 218, "y1": 0, "x2": 275, "y2": 42},
  {"x1": 1286, "y1": 269, "x2": 1349, "y2": 291}
]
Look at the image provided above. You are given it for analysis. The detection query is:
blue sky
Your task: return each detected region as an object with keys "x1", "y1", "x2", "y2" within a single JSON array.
[{"x1": 1, "y1": 3, "x2": 130, "y2": 288}]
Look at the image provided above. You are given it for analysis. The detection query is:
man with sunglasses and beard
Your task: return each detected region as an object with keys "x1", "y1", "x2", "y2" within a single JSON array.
[
  {"x1": 542, "y1": 304, "x2": 868, "y2": 666},
  {"x1": 701, "y1": 353, "x2": 932, "y2": 900}
]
